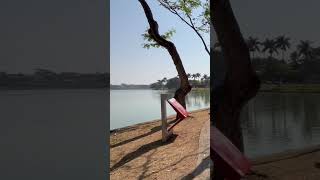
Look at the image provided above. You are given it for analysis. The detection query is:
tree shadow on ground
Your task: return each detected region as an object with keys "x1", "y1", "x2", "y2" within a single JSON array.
[
  {"x1": 110, "y1": 119, "x2": 178, "y2": 148},
  {"x1": 137, "y1": 148, "x2": 157, "y2": 180},
  {"x1": 110, "y1": 134, "x2": 178, "y2": 172},
  {"x1": 181, "y1": 155, "x2": 212, "y2": 179},
  {"x1": 139, "y1": 149, "x2": 208, "y2": 179}
]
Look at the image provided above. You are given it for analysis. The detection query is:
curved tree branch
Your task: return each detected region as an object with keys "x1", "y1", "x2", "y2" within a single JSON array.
[
  {"x1": 211, "y1": 1, "x2": 260, "y2": 179},
  {"x1": 138, "y1": 0, "x2": 192, "y2": 108},
  {"x1": 159, "y1": 1, "x2": 210, "y2": 55},
  {"x1": 211, "y1": 1, "x2": 261, "y2": 179}
]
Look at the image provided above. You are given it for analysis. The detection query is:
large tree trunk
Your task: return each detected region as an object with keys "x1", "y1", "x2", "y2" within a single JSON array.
[
  {"x1": 138, "y1": 0, "x2": 192, "y2": 109},
  {"x1": 211, "y1": 0, "x2": 260, "y2": 179}
]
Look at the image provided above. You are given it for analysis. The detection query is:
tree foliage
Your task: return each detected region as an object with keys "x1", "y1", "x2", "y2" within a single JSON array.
[
  {"x1": 142, "y1": 29, "x2": 176, "y2": 49},
  {"x1": 150, "y1": 73, "x2": 210, "y2": 90},
  {"x1": 142, "y1": 0, "x2": 210, "y2": 55}
]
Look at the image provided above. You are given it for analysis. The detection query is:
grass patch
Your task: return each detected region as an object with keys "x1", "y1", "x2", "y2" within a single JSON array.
[{"x1": 260, "y1": 84, "x2": 320, "y2": 93}]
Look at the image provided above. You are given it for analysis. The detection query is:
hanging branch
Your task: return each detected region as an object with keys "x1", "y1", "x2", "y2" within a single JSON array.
[{"x1": 158, "y1": 0, "x2": 210, "y2": 55}]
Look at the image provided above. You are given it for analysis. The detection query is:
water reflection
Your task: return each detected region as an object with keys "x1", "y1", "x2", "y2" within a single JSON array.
[
  {"x1": 241, "y1": 93, "x2": 320, "y2": 158},
  {"x1": 110, "y1": 89, "x2": 210, "y2": 129},
  {"x1": 164, "y1": 89, "x2": 210, "y2": 110}
]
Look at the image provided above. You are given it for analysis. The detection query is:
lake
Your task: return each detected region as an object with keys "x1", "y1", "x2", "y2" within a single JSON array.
[
  {"x1": 110, "y1": 89, "x2": 210, "y2": 130},
  {"x1": 111, "y1": 89, "x2": 320, "y2": 158},
  {"x1": 0, "y1": 89, "x2": 107, "y2": 180},
  {"x1": 1, "y1": 89, "x2": 320, "y2": 175},
  {"x1": 242, "y1": 93, "x2": 320, "y2": 158}
]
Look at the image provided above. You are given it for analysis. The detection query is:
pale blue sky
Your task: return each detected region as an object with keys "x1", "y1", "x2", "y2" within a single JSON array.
[{"x1": 110, "y1": 0, "x2": 210, "y2": 85}]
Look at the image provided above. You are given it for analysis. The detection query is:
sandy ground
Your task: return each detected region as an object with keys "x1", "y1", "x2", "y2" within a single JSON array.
[
  {"x1": 110, "y1": 109, "x2": 210, "y2": 180},
  {"x1": 110, "y1": 108, "x2": 320, "y2": 180},
  {"x1": 192, "y1": 119, "x2": 212, "y2": 180},
  {"x1": 244, "y1": 145, "x2": 320, "y2": 180}
]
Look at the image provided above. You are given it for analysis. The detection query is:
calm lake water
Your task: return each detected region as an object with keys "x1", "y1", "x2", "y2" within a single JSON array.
[
  {"x1": 2, "y1": 89, "x2": 320, "y2": 174},
  {"x1": 0, "y1": 89, "x2": 107, "y2": 180},
  {"x1": 110, "y1": 89, "x2": 210, "y2": 130},
  {"x1": 242, "y1": 93, "x2": 320, "y2": 158},
  {"x1": 111, "y1": 89, "x2": 320, "y2": 158}
]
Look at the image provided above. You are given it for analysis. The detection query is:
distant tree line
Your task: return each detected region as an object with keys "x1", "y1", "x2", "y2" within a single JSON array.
[
  {"x1": 150, "y1": 73, "x2": 210, "y2": 90},
  {"x1": 214, "y1": 35, "x2": 320, "y2": 84},
  {"x1": 110, "y1": 84, "x2": 150, "y2": 90},
  {"x1": 0, "y1": 69, "x2": 109, "y2": 89}
]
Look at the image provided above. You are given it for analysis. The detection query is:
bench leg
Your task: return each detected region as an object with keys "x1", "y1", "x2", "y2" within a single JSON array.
[
  {"x1": 161, "y1": 93, "x2": 173, "y2": 142},
  {"x1": 162, "y1": 127, "x2": 173, "y2": 142}
]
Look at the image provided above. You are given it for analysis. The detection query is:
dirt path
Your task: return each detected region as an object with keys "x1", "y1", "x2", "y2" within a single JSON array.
[
  {"x1": 110, "y1": 109, "x2": 210, "y2": 180},
  {"x1": 184, "y1": 119, "x2": 212, "y2": 180},
  {"x1": 244, "y1": 145, "x2": 320, "y2": 180}
]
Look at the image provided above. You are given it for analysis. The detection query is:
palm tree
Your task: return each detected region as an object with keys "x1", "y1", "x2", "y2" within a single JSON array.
[
  {"x1": 297, "y1": 40, "x2": 314, "y2": 61},
  {"x1": 156, "y1": 78, "x2": 167, "y2": 89},
  {"x1": 196, "y1": 73, "x2": 201, "y2": 81},
  {"x1": 275, "y1": 35, "x2": 290, "y2": 61},
  {"x1": 202, "y1": 74, "x2": 209, "y2": 86},
  {"x1": 246, "y1": 37, "x2": 260, "y2": 59},
  {"x1": 162, "y1": 77, "x2": 167, "y2": 85},
  {"x1": 157, "y1": 79, "x2": 163, "y2": 89},
  {"x1": 191, "y1": 74, "x2": 196, "y2": 80},
  {"x1": 187, "y1": 73, "x2": 191, "y2": 80},
  {"x1": 290, "y1": 51, "x2": 300, "y2": 68},
  {"x1": 312, "y1": 47, "x2": 320, "y2": 58},
  {"x1": 203, "y1": 74, "x2": 208, "y2": 80},
  {"x1": 290, "y1": 51, "x2": 299, "y2": 62},
  {"x1": 262, "y1": 38, "x2": 278, "y2": 58}
]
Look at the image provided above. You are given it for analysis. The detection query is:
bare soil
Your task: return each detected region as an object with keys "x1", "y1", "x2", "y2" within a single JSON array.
[
  {"x1": 110, "y1": 109, "x2": 210, "y2": 180},
  {"x1": 244, "y1": 145, "x2": 320, "y2": 180}
]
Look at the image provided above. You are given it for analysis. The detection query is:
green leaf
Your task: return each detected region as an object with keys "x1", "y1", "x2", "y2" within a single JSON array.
[{"x1": 141, "y1": 28, "x2": 176, "y2": 49}]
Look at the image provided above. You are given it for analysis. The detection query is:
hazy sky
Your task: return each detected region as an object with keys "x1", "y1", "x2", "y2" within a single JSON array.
[
  {"x1": 3, "y1": 0, "x2": 319, "y2": 81},
  {"x1": 226, "y1": 0, "x2": 320, "y2": 57},
  {"x1": 0, "y1": 0, "x2": 107, "y2": 74},
  {"x1": 110, "y1": 0, "x2": 210, "y2": 85}
]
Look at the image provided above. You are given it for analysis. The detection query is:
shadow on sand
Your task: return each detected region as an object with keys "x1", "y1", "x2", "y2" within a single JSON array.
[
  {"x1": 110, "y1": 119, "x2": 178, "y2": 149},
  {"x1": 181, "y1": 155, "x2": 212, "y2": 179},
  {"x1": 136, "y1": 148, "x2": 208, "y2": 179},
  {"x1": 110, "y1": 134, "x2": 178, "y2": 172}
]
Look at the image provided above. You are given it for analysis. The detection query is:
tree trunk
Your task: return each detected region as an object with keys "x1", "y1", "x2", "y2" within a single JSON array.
[
  {"x1": 138, "y1": 0, "x2": 192, "y2": 109},
  {"x1": 211, "y1": 0, "x2": 260, "y2": 179}
]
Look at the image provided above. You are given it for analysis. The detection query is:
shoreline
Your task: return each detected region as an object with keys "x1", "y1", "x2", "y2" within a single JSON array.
[
  {"x1": 110, "y1": 109, "x2": 210, "y2": 179},
  {"x1": 110, "y1": 108, "x2": 210, "y2": 133},
  {"x1": 109, "y1": 108, "x2": 320, "y2": 179},
  {"x1": 110, "y1": 109, "x2": 320, "y2": 162},
  {"x1": 251, "y1": 144, "x2": 320, "y2": 165},
  {"x1": 247, "y1": 144, "x2": 320, "y2": 179},
  {"x1": 259, "y1": 83, "x2": 320, "y2": 93}
]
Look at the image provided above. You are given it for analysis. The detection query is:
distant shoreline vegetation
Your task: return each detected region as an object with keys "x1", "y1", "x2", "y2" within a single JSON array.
[
  {"x1": 0, "y1": 69, "x2": 109, "y2": 90},
  {"x1": 149, "y1": 73, "x2": 210, "y2": 90},
  {"x1": 111, "y1": 73, "x2": 210, "y2": 90},
  {"x1": 110, "y1": 84, "x2": 150, "y2": 90},
  {"x1": 214, "y1": 36, "x2": 320, "y2": 84}
]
